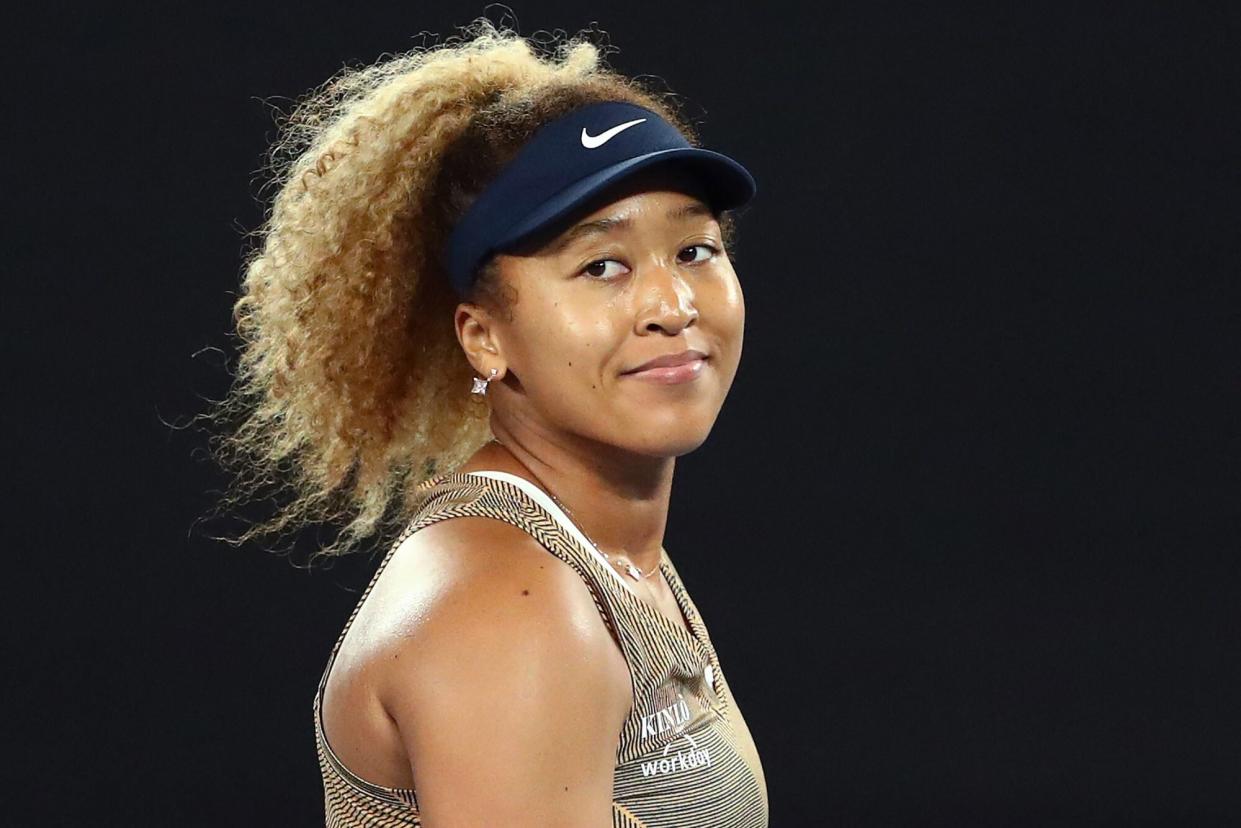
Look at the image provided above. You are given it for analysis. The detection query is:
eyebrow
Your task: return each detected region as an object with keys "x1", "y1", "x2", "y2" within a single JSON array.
[{"x1": 546, "y1": 201, "x2": 717, "y2": 255}]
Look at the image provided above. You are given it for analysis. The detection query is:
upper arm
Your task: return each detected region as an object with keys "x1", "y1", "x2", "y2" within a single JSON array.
[{"x1": 377, "y1": 518, "x2": 630, "y2": 828}]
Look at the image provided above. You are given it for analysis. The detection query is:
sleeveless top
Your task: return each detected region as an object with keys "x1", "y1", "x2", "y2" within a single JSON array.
[{"x1": 313, "y1": 470, "x2": 769, "y2": 827}]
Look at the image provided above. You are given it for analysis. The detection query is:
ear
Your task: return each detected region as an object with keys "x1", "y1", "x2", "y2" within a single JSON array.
[{"x1": 455, "y1": 301, "x2": 506, "y2": 379}]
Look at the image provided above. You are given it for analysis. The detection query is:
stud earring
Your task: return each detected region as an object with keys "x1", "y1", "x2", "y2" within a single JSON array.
[{"x1": 470, "y1": 367, "x2": 499, "y2": 395}]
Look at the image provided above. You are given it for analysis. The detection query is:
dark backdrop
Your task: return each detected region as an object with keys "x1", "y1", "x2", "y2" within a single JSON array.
[{"x1": 11, "y1": 2, "x2": 1238, "y2": 825}]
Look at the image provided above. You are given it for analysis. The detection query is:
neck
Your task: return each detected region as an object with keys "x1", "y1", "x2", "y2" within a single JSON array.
[{"x1": 464, "y1": 424, "x2": 674, "y2": 577}]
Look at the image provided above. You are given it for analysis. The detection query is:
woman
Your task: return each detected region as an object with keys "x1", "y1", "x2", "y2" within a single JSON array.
[{"x1": 212, "y1": 19, "x2": 765, "y2": 827}]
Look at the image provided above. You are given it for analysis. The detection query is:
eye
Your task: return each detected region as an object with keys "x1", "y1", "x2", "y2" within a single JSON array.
[
  {"x1": 581, "y1": 258, "x2": 628, "y2": 280},
  {"x1": 677, "y1": 243, "x2": 719, "y2": 265},
  {"x1": 579, "y1": 243, "x2": 719, "y2": 280}
]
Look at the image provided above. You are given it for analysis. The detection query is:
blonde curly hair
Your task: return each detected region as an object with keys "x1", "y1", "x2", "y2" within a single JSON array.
[{"x1": 202, "y1": 18, "x2": 740, "y2": 564}]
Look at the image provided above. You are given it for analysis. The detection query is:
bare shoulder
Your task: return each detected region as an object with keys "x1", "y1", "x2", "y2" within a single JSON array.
[
  {"x1": 374, "y1": 515, "x2": 626, "y2": 658},
  {"x1": 367, "y1": 516, "x2": 631, "y2": 824},
  {"x1": 371, "y1": 513, "x2": 632, "y2": 709}
]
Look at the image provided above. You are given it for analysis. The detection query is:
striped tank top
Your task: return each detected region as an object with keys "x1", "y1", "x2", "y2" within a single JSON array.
[{"x1": 313, "y1": 470, "x2": 769, "y2": 827}]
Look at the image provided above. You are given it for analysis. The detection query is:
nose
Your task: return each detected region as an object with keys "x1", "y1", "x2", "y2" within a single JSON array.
[{"x1": 633, "y1": 258, "x2": 699, "y2": 335}]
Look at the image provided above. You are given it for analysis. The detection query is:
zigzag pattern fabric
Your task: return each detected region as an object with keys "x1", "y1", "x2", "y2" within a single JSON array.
[{"x1": 313, "y1": 470, "x2": 769, "y2": 827}]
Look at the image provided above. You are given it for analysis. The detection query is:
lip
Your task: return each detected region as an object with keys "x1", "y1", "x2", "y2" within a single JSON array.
[
  {"x1": 623, "y1": 349, "x2": 709, "y2": 374},
  {"x1": 622, "y1": 351, "x2": 709, "y2": 384}
]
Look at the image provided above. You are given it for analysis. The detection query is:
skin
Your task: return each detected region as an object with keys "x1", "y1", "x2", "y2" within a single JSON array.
[
  {"x1": 455, "y1": 162, "x2": 746, "y2": 580},
  {"x1": 318, "y1": 164, "x2": 747, "y2": 826}
]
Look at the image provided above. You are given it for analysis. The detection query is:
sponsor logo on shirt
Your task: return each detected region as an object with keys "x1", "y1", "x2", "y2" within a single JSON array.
[
  {"x1": 640, "y1": 695, "x2": 691, "y2": 739},
  {"x1": 638, "y1": 694, "x2": 713, "y2": 776},
  {"x1": 640, "y1": 731, "x2": 712, "y2": 777}
]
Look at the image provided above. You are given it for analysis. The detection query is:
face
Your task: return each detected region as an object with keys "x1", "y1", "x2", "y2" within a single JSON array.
[{"x1": 464, "y1": 165, "x2": 746, "y2": 459}]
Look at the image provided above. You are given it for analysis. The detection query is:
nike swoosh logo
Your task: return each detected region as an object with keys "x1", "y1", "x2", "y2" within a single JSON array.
[{"x1": 581, "y1": 118, "x2": 647, "y2": 149}]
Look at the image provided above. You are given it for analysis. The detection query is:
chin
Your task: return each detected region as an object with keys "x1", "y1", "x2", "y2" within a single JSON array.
[
  {"x1": 624, "y1": 426, "x2": 713, "y2": 458},
  {"x1": 592, "y1": 397, "x2": 724, "y2": 457}
]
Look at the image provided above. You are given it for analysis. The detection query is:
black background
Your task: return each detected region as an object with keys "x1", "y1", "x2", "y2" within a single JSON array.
[{"x1": 10, "y1": 1, "x2": 1238, "y2": 825}]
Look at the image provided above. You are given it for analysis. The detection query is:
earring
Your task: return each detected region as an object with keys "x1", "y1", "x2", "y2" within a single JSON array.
[{"x1": 470, "y1": 367, "x2": 499, "y2": 395}]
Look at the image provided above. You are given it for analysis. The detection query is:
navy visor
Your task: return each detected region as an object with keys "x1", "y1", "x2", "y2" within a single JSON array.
[{"x1": 445, "y1": 100, "x2": 756, "y2": 297}]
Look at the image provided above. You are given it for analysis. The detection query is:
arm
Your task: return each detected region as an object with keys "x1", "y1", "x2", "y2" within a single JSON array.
[{"x1": 378, "y1": 519, "x2": 630, "y2": 828}]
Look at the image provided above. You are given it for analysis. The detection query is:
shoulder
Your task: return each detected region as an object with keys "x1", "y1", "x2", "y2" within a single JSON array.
[
  {"x1": 365, "y1": 516, "x2": 633, "y2": 822},
  {"x1": 369, "y1": 514, "x2": 632, "y2": 722}
]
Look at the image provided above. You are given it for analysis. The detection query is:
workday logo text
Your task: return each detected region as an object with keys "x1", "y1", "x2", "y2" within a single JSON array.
[{"x1": 640, "y1": 731, "x2": 712, "y2": 778}]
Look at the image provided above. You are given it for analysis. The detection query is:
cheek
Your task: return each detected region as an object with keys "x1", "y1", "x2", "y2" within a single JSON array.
[
  {"x1": 560, "y1": 315, "x2": 625, "y2": 381},
  {"x1": 710, "y1": 273, "x2": 745, "y2": 347},
  {"x1": 514, "y1": 307, "x2": 623, "y2": 391},
  {"x1": 723, "y1": 267, "x2": 745, "y2": 319}
]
